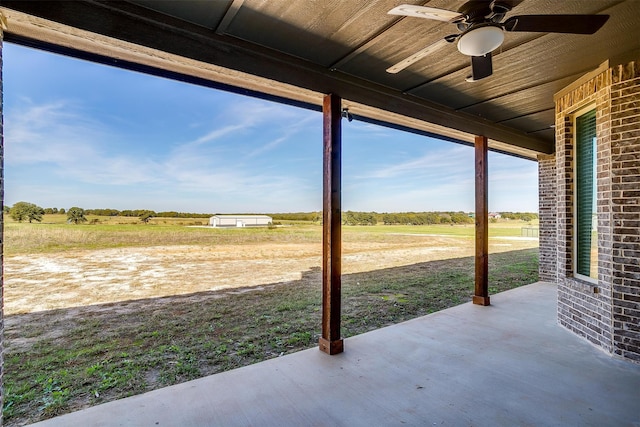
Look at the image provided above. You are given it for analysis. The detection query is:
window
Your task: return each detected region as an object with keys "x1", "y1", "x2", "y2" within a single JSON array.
[{"x1": 574, "y1": 108, "x2": 597, "y2": 281}]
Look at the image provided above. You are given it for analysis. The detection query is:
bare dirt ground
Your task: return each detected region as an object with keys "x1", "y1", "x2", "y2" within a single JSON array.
[
  {"x1": 4, "y1": 235, "x2": 537, "y2": 316},
  {"x1": 3, "y1": 234, "x2": 538, "y2": 426}
]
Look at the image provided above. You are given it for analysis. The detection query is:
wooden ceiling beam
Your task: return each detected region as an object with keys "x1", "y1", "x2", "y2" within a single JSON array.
[
  {"x1": 215, "y1": 0, "x2": 244, "y2": 35},
  {"x1": 0, "y1": 0, "x2": 553, "y2": 154}
]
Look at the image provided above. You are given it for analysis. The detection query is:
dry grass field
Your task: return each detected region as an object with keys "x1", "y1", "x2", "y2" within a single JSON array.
[{"x1": 2, "y1": 215, "x2": 539, "y2": 426}]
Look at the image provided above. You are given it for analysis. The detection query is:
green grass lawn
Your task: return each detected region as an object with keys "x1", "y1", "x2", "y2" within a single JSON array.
[
  {"x1": 4, "y1": 215, "x2": 537, "y2": 255},
  {"x1": 2, "y1": 215, "x2": 539, "y2": 425},
  {"x1": 3, "y1": 248, "x2": 538, "y2": 426}
]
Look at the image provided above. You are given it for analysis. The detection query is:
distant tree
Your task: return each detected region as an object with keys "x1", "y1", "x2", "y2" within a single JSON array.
[
  {"x1": 500, "y1": 212, "x2": 538, "y2": 221},
  {"x1": 450, "y1": 212, "x2": 474, "y2": 224},
  {"x1": 121, "y1": 209, "x2": 157, "y2": 217},
  {"x1": 59, "y1": 208, "x2": 66, "y2": 214},
  {"x1": 86, "y1": 208, "x2": 120, "y2": 216},
  {"x1": 269, "y1": 212, "x2": 321, "y2": 222},
  {"x1": 343, "y1": 211, "x2": 356, "y2": 225},
  {"x1": 520, "y1": 213, "x2": 535, "y2": 222},
  {"x1": 3, "y1": 205, "x2": 10, "y2": 214},
  {"x1": 438, "y1": 213, "x2": 451, "y2": 224},
  {"x1": 9, "y1": 201, "x2": 45, "y2": 223},
  {"x1": 139, "y1": 211, "x2": 154, "y2": 224},
  {"x1": 67, "y1": 207, "x2": 87, "y2": 224}
]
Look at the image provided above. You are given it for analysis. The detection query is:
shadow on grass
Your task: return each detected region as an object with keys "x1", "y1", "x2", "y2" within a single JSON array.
[{"x1": 3, "y1": 248, "x2": 538, "y2": 426}]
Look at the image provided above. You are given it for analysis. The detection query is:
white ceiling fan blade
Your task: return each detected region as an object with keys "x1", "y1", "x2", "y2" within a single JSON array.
[
  {"x1": 386, "y1": 38, "x2": 451, "y2": 74},
  {"x1": 388, "y1": 5, "x2": 463, "y2": 23}
]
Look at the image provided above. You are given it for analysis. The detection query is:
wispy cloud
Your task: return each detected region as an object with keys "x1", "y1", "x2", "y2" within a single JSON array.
[
  {"x1": 6, "y1": 99, "x2": 168, "y2": 186},
  {"x1": 351, "y1": 144, "x2": 473, "y2": 181},
  {"x1": 250, "y1": 114, "x2": 316, "y2": 156},
  {"x1": 178, "y1": 99, "x2": 317, "y2": 155},
  {"x1": 345, "y1": 121, "x2": 394, "y2": 139},
  {"x1": 189, "y1": 124, "x2": 248, "y2": 146},
  {"x1": 182, "y1": 99, "x2": 278, "y2": 147},
  {"x1": 6, "y1": 99, "x2": 106, "y2": 165},
  {"x1": 5, "y1": 96, "x2": 321, "y2": 211}
]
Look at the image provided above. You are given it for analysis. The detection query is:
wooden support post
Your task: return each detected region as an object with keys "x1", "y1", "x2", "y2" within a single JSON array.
[
  {"x1": 319, "y1": 93, "x2": 344, "y2": 354},
  {"x1": 474, "y1": 135, "x2": 490, "y2": 306}
]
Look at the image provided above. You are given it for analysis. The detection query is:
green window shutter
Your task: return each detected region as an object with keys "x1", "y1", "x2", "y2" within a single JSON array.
[{"x1": 575, "y1": 109, "x2": 597, "y2": 277}]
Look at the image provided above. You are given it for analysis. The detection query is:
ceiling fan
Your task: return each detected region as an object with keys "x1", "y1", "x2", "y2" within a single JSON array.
[{"x1": 386, "y1": 1, "x2": 609, "y2": 81}]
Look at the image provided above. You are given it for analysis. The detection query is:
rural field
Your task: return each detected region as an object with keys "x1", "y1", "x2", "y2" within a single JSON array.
[{"x1": 2, "y1": 214, "x2": 539, "y2": 426}]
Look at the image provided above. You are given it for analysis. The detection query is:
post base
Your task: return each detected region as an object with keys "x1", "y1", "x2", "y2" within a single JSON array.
[
  {"x1": 319, "y1": 337, "x2": 344, "y2": 355},
  {"x1": 473, "y1": 295, "x2": 491, "y2": 306}
]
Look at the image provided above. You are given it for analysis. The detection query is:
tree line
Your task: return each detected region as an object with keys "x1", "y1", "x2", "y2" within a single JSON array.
[
  {"x1": 270, "y1": 212, "x2": 321, "y2": 222},
  {"x1": 85, "y1": 209, "x2": 211, "y2": 218},
  {"x1": 267, "y1": 211, "x2": 538, "y2": 225},
  {"x1": 499, "y1": 212, "x2": 538, "y2": 221},
  {"x1": 4, "y1": 203, "x2": 214, "y2": 224},
  {"x1": 270, "y1": 211, "x2": 538, "y2": 225},
  {"x1": 344, "y1": 211, "x2": 475, "y2": 226},
  {"x1": 268, "y1": 211, "x2": 473, "y2": 225},
  {"x1": 4, "y1": 202, "x2": 538, "y2": 226}
]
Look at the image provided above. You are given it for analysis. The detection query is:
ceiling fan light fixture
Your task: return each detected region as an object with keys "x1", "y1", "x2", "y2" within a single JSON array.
[{"x1": 457, "y1": 25, "x2": 504, "y2": 56}]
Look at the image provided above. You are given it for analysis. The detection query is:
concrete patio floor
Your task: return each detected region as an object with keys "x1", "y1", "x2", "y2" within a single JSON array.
[{"x1": 31, "y1": 282, "x2": 640, "y2": 426}]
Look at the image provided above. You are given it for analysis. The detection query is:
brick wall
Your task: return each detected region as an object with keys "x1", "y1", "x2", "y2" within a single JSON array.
[
  {"x1": 610, "y1": 62, "x2": 640, "y2": 362},
  {"x1": 538, "y1": 154, "x2": 557, "y2": 283},
  {"x1": 552, "y1": 60, "x2": 640, "y2": 362}
]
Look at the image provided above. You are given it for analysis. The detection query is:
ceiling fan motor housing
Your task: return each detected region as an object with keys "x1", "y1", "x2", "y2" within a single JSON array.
[
  {"x1": 458, "y1": 0, "x2": 511, "y2": 22},
  {"x1": 454, "y1": 0, "x2": 511, "y2": 56}
]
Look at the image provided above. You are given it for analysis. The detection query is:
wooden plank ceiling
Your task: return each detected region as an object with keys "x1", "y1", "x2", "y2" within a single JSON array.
[{"x1": 1, "y1": 0, "x2": 639, "y2": 158}]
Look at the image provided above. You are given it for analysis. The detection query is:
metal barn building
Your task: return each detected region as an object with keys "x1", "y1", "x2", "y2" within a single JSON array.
[{"x1": 209, "y1": 215, "x2": 272, "y2": 228}]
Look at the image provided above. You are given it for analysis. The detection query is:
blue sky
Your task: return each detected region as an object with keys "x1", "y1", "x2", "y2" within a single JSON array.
[{"x1": 4, "y1": 43, "x2": 538, "y2": 214}]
